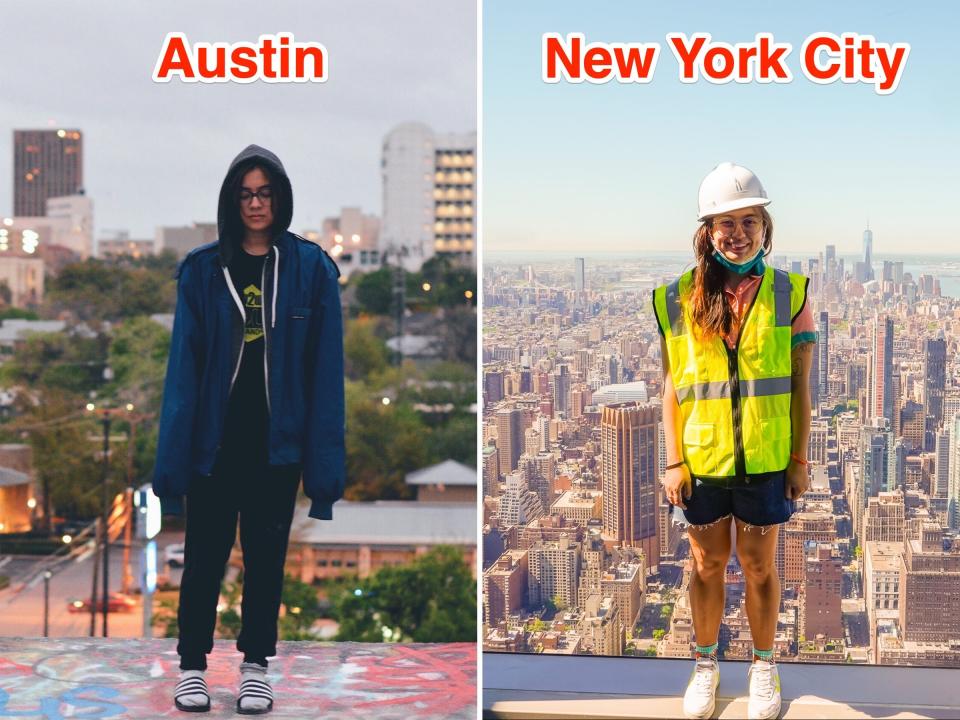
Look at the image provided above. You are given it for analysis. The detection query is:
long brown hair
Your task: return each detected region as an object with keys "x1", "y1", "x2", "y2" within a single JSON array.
[{"x1": 688, "y1": 206, "x2": 774, "y2": 340}]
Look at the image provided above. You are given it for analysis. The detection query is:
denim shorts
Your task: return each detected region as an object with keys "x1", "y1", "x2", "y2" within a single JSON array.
[{"x1": 671, "y1": 471, "x2": 795, "y2": 528}]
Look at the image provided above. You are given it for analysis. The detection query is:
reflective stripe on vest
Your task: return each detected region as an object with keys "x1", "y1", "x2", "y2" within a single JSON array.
[{"x1": 652, "y1": 267, "x2": 808, "y2": 478}]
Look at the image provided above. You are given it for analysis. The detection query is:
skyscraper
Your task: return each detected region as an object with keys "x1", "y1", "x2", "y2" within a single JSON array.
[
  {"x1": 949, "y1": 414, "x2": 960, "y2": 530},
  {"x1": 923, "y1": 335, "x2": 947, "y2": 450},
  {"x1": 863, "y1": 224, "x2": 874, "y2": 281},
  {"x1": 574, "y1": 257, "x2": 586, "y2": 293},
  {"x1": 817, "y1": 311, "x2": 829, "y2": 394},
  {"x1": 800, "y1": 544, "x2": 844, "y2": 641},
  {"x1": 495, "y1": 408, "x2": 523, "y2": 479},
  {"x1": 380, "y1": 123, "x2": 476, "y2": 270},
  {"x1": 935, "y1": 427, "x2": 951, "y2": 499},
  {"x1": 14, "y1": 129, "x2": 84, "y2": 216},
  {"x1": 600, "y1": 402, "x2": 659, "y2": 573},
  {"x1": 861, "y1": 417, "x2": 895, "y2": 498},
  {"x1": 869, "y1": 316, "x2": 894, "y2": 423},
  {"x1": 552, "y1": 364, "x2": 571, "y2": 416}
]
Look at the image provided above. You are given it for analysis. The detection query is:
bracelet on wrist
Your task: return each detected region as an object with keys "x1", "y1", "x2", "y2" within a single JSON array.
[
  {"x1": 665, "y1": 460, "x2": 685, "y2": 471},
  {"x1": 790, "y1": 452, "x2": 808, "y2": 466}
]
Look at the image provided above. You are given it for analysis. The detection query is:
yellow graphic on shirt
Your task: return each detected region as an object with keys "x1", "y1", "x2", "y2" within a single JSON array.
[{"x1": 243, "y1": 283, "x2": 264, "y2": 342}]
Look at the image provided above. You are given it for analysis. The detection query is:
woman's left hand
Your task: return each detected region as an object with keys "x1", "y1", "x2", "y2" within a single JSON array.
[{"x1": 785, "y1": 460, "x2": 809, "y2": 501}]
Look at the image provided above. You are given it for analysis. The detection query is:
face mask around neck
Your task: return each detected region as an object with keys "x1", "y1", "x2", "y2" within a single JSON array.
[{"x1": 711, "y1": 245, "x2": 765, "y2": 275}]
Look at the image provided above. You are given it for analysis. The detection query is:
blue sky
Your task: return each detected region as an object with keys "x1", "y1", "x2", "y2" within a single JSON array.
[{"x1": 483, "y1": 1, "x2": 958, "y2": 255}]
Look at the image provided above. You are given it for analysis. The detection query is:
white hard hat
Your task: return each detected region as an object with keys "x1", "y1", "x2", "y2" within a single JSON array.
[{"x1": 697, "y1": 162, "x2": 771, "y2": 221}]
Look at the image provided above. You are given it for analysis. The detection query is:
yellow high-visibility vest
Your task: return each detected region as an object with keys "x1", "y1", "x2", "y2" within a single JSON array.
[{"x1": 652, "y1": 267, "x2": 808, "y2": 478}]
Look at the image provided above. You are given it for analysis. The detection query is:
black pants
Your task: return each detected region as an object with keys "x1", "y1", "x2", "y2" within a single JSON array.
[{"x1": 176, "y1": 446, "x2": 301, "y2": 671}]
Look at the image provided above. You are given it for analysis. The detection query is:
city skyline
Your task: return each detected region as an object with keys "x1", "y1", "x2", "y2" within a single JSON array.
[
  {"x1": 0, "y1": 0, "x2": 476, "y2": 237},
  {"x1": 483, "y1": 1, "x2": 958, "y2": 254}
]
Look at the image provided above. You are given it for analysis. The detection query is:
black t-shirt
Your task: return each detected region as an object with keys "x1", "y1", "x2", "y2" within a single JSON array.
[{"x1": 222, "y1": 245, "x2": 269, "y2": 455}]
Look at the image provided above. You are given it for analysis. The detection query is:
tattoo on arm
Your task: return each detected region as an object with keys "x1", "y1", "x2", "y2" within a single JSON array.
[{"x1": 792, "y1": 342, "x2": 814, "y2": 377}]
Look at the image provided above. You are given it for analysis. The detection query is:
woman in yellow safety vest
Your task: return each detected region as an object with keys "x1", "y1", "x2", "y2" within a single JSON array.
[{"x1": 652, "y1": 162, "x2": 816, "y2": 720}]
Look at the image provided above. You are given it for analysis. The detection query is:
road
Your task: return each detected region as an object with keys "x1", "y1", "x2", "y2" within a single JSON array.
[{"x1": 0, "y1": 531, "x2": 185, "y2": 639}]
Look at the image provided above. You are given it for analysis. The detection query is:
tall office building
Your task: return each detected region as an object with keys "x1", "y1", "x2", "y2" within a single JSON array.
[
  {"x1": 935, "y1": 427, "x2": 951, "y2": 499},
  {"x1": 863, "y1": 225, "x2": 874, "y2": 281},
  {"x1": 924, "y1": 335, "x2": 947, "y2": 450},
  {"x1": 14, "y1": 129, "x2": 83, "y2": 216},
  {"x1": 495, "y1": 408, "x2": 523, "y2": 479},
  {"x1": 900, "y1": 526, "x2": 960, "y2": 642},
  {"x1": 817, "y1": 311, "x2": 829, "y2": 393},
  {"x1": 863, "y1": 491, "x2": 906, "y2": 543},
  {"x1": 380, "y1": 122, "x2": 476, "y2": 270},
  {"x1": 552, "y1": 364, "x2": 571, "y2": 416},
  {"x1": 527, "y1": 533, "x2": 581, "y2": 608},
  {"x1": 800, "y1": 544, "x2": 844, "y2": 640},
  {"x1": 574, "y1": 257, "x2": 586, "y2": 293},
  {"x1": 600, "y1": 402, "x2": 660, "y2": 573},
  {"x1": 861, "y1": 417, "x2": 895, "y2": 498},
  {"x1": 483, "y1": 550, "x2": 528, "y2": 626},
  {"x1": 950, "y1": 414, "x2": 960, "y2": 530},
  {"x1": 869, "y1": 316, "x2": 894, "y2": 423}
]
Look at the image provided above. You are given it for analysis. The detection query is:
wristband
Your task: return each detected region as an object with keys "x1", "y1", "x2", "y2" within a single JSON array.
[
  {"x1": 665, "y1": 460, "x2": 685, "y2": 471},
  {"x1": 790, "y1": 453, "x2": 808, "y2": 466}
]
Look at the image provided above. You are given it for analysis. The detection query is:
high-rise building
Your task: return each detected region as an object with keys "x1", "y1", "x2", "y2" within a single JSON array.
[
  {"x1": 947, "y1": 413, "x2": 960, "y2": 530},
  {"x1": 800, "y1": 544, "x2": 844, "y2": 640},
  {"x1": 863, "y1": 490, "x2": 905, "y2": 543},
  {"x1": 600, "y1": 559, "x2": 645, "y2": 628},
  {"x1": 864, "y1": 541, "x2": 902, "y2": 657},
  {"x1": 380, "y1": 123, "x2": 476, "y2": 270},
  {"x1": 528, "y1": 533, "x2": 581, "y2": 608},
  {"x1": 574, "y1": 257, "x2": 585, "y2": 293},
  {"x1": 520, "y1": 453, "x2": 556, "y2": 512},
  {"x1": 14, "y1": 129, "x2": 83, "y2": 217},
  {"x1": 869, "y1": 316, "x2": 894, "y2": 422},
  {"x1": 924, "y1": 336, "x2": 947, "y2": 450},
  {"x1": 780, "y1": 510, "x2": 837, "y2": 587},
  {"x1": 552, "y1": 365, "x2": 571, "y2": 416},
  {"x1": 808, "y1": 419, "x2": 829, "y2": 465},
  {"x1": 935, "y1": 427, "x2": 951, "y2": 499},
  {"x1": 495, "y1": 408, "x2": 523, "y2": 479},
  {"x1": 861, "y1": 417, "x2": 895, "y2": 499},
  {"x1": 817, "y1": 311, "x2": 829, "y2": 393},
  {"x1": 863, "y1": 225, "x2": 874, "y2": 281},
  {"x1": 600, "y1": 402, "x2": 659, "y2": 572},
  {"x1": 482, "y1": 445, "x2": 500, "y2": 498},
  {"x1": 899, "y1": 526, "x2": 960, "y2": 643},
  {"x1": 484, "y1": 370, "x2": 505, "y2": 406},
  {"x1": 498, "y1": 472, "x2": 543, "y2": 528},
  {"x1": 483, "y1": 550, "x2": 528, "y2": 626}
]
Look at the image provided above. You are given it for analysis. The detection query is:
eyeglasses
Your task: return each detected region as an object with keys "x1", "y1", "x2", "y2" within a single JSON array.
[
  {"x1": 239, "y1": 187, "x2": 273, "y2": 204},
  {"x1": 711, "y1": 216, "x2": 763, "y2": 238}
]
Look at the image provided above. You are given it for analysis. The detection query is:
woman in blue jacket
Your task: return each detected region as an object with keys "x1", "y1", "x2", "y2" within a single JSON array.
[{"x1": 153, "y1": 145, "x2": 345, "y2": 715}]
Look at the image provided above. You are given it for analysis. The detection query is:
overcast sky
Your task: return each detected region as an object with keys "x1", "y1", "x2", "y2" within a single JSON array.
[{"x1": 0, "y1": 0, "x2": 476, "y2": 237}]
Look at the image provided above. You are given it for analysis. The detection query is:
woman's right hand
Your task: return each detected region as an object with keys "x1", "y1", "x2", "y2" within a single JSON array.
[{"x1": 662, "y1": 463, "x2": 692, "y2": 509}]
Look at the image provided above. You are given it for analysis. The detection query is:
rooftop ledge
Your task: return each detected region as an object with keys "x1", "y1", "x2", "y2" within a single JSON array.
[
  {"x1": 0, "y1": 637, "x2": 475, "y2": 719},
  {"x1": 483, "y1": 653, "x2": 960, "y2": 719}
]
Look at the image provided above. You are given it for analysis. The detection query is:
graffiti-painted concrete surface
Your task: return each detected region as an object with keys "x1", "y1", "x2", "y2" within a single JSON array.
[{"x1": 0, "y1": 638, "x2": 475, "y2": 719}]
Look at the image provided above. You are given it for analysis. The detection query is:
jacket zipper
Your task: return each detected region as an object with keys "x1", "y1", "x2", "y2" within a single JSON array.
[
  {"x1": 727, "y1": 272, "x2": 764, "y2": 483},
  {"x1": 262, "y1": 252, "x2": 271, "y2": 417}
]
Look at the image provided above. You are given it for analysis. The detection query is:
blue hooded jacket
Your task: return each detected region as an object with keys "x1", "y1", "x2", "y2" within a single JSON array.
[{"x1": 152, "y1": 145, "x2": 345, "y2": 520}]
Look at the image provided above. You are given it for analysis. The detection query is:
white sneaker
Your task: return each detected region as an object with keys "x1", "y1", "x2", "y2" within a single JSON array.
[
  {"x1": 682, "y1": 656, "x2": 719, "y2": 719},
  {"x1": 747, "y1": 660, "x2": 781, "y2": 720}
]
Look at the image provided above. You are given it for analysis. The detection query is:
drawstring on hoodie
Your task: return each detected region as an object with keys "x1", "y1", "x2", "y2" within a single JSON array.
[{"x1": 272, "y1": 244, "x2": 279, "y2": 328}]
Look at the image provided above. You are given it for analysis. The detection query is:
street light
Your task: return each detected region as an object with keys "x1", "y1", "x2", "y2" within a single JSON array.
[{"x1": 61, "y1": 534, "x2": 72, "y2": 545}]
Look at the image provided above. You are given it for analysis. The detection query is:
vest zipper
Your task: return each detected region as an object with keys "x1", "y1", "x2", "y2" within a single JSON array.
[{"x1": 727, "y1": 272, "x2": 764, "y2": 483}]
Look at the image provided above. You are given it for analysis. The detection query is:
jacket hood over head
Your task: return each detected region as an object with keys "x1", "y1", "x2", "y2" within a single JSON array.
[{"x1": 217, "y1": 144, "x2": 293, "y2": 267}]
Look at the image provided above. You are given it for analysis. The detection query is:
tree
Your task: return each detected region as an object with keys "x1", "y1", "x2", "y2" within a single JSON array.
[
  {"x1": 279, "y1": 574, "x2": 322, "y2": 640},
  {"x1": 343, "y1": 317, "x2": 390, "y2": 381},
  {"x1": 645, "y1": 647, "x2": 657, "y2": 657},
  {"x1": 331, "y1": 546, "x2": 475, "y2": 642},
  {"x1": 653, "y1": 629, "x2": 666, "y2": 641},
  {"x1": 354, "y1": 267, "x2": 394, "y2": 316}
]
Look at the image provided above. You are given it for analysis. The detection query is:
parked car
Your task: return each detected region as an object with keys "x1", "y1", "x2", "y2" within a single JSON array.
[
  {"x1": 164, "y1": 543, "x2": 185, "y2": 567},
  {"x1": 67, "y1": 593, "x2": 137, "y2": 613}
]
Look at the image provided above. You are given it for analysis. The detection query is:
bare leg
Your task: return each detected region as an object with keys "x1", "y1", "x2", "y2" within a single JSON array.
[
  {"x1": 734, "y1": 518, "x2": 781, "y2": 652},
  {"x1": 686, "y1": 514, "x2": 733, "y2": 647}
]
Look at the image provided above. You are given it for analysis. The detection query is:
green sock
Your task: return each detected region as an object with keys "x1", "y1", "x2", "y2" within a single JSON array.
[
  {"x1": 753, "y1": 647, "x2": 774, "y2": 662},
  {"x1": 695, "y1": 642, "x2": 718, "y2": 658}
]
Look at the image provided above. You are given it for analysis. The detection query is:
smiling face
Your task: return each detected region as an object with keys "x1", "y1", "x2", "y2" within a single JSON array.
[
  {"x1": 238, "y1": 167, "x2": 274, "y2": 235},
  {"x1": 709, "y1": 206, "x2": 765, "y2": 263}
]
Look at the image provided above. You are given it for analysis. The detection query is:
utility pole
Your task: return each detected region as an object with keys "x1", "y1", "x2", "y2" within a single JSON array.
[
  {"x1": 100, "y1": 409, "x2": 111, "y2": 637},
  {"x1": 43, "y1": 570, "x2": 51, "y2": 637},
  {"x1": 122, "y1": 409, "x2": 151, "y2": 594},
  {"x1": 89, "y1": 517, "x2": 99, "y2": 637}
]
